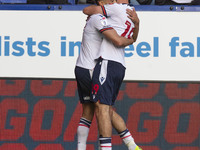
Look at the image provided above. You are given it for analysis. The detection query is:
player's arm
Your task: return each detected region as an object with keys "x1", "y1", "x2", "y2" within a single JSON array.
[
  {"x1": 83, "y1": 5, "x2": 103, "y2": 16},
  {"x1": 127, "y1": 8, "x2": 140, "y2": 42},
  {"x1": 102, "y1": 29, "x2": 134, "y2": 47}
]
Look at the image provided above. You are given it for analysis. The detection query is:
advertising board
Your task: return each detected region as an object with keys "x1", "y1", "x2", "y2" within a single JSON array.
[{"x1": 0, "y1": 9, "x2": 200, "y2": 81}]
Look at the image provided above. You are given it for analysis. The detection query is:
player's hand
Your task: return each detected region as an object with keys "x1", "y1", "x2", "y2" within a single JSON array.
[{"x1": 126, "y1": 8, "x2": 139, "y2": 24}]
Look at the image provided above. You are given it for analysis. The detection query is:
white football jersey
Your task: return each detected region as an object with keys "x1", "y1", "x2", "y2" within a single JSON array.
[
  {"x1": 97, "y1": 3, "x2": 135, "y2": 67},
  {"x1": 76, "y1": 14, "x2": 113, "y2": 69}
]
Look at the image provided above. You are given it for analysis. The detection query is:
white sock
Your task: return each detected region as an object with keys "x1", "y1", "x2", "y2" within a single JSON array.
[
  {"x1": 99, "y1": 136, "x2": 112, "y2": 150},
  {"x1": 119, "y1": 129, "x2": 137, "y2": 150},
  {"x1": 77, "y1": 117, "x2": 91, "y2": 150}
]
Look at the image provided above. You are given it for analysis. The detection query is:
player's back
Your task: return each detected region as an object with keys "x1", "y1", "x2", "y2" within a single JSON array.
[
  {"x1": 98, "y1": 3, "x2": 135, "y2": 67},
  {"x1": 103, "y1": 3, "x2": 134, "y2": 38},
  {"x1": 76, "y1": 14, "x2": 103, "y2": 69}
]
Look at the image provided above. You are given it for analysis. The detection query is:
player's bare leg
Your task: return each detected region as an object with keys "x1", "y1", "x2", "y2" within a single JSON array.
[
  {"x1": 95, "y1": 101, "x2": 112, "y2": 150},
  {"x1": 111, "y1": 109, "x2": 142, "y2": 150},
  {"x1": 111, "y1": 109, "x2": 126, "y2": 132},
  {"x1": 77, "y1": 103, "x2": 95, "y2": 150},
  {"x1": 82, "y1": 103, "x2": 95, "y2": 121}
]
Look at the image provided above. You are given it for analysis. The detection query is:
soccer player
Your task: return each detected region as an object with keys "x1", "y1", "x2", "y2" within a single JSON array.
[
  {"x1": 83, "y1": 0, "x2": 141, "y2": 150},
  {"x1": 75, "y1": 9, "x2": 135, "y2": 150}
]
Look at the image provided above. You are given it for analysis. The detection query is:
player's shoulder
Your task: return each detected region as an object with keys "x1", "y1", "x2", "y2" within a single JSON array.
[
  {"x1": 90, "y1": 14, "x2": 107, "y2": 25},
  {"x1": 112, "y1": 3, "x2": 132, "y2": 10},
  {"x1": 104, "y1": 2, "x2": 119, "y2": 8},
  {"x1": 121, "y1": 3, "x2": 134, "y2": 9},
  {"x1": 91, "y1": 14, "x2": 106, "y2": 21},
  {"x1": 127, "y1": 4, "x2": 134, "y2": 9}
]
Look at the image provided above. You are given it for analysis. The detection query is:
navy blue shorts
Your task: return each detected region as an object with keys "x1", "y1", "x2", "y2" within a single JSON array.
[
  {"x1": 75, "y1": 66, "x2": 93, "y2": 104},
  {"x1": 91, "y1": 58, "x2": 125, "y2": 106}
]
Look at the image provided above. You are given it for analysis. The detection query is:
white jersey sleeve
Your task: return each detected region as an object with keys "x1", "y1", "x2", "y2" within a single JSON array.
[{"x1": 91, "y1": 14, "x2": 113, "y2": 33}]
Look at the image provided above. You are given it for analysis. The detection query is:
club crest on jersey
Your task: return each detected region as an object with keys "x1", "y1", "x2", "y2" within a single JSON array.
[
  {"x1": 100, "y1": 17, "x2": 108, "y2": 26},
  {"x1": 100, "y1": 77, "x2": 105, "y2": 82},
  {"x1": 99, "y1": 76, "x2": 106, "y2": 85}
]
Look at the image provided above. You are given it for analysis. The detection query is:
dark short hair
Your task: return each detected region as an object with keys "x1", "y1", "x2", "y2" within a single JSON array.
[{"x1": 95, "y1": 0, "x2": 100, "y2": 5}]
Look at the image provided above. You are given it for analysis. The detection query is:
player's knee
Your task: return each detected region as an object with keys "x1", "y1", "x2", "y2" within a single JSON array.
[
  {"x1": 109, "y1": 106, "x2": 113, "y2": 116},
  {"x1": 95, "y1": 104, "x2": 110, "y2": 116}
]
